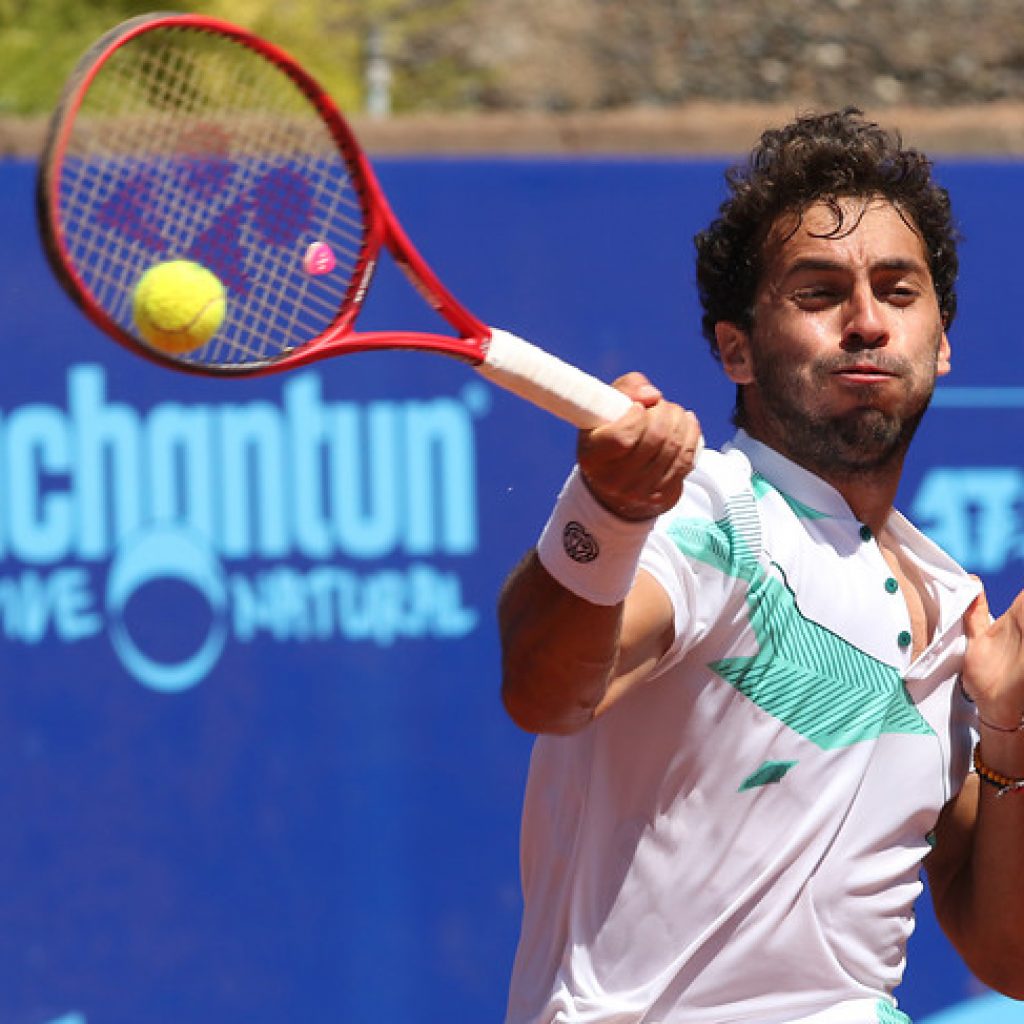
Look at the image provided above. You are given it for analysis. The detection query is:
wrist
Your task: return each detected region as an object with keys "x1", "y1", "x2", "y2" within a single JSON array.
[
  {"x1": 579, "y1": 468, "x2": 665, "y2": 522},
  {"x1": 974, "y1": 740, "x2": 1024, "y2": 797},
  {"x1": 536, "y1": 466, "x2": 657, "y2": 606},
  {"x1": 959, "y1": 678, "x2": 1024, "y2": 734},
  {"x1": 975, "y1": 704, "x2": 1024, "y2": 735}
]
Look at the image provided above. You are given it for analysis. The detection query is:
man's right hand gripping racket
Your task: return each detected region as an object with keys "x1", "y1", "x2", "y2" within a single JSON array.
[{"x1": 36, "y1": 12, "x2": 638, "y2": 431}]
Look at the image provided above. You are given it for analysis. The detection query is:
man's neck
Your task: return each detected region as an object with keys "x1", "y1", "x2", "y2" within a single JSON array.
[
  {"x1": 814, "y1": 462, "x2": 901, "y2": 535},
  {"x1": 743, "y1": 426, "x2": 903, "y2": 534}
]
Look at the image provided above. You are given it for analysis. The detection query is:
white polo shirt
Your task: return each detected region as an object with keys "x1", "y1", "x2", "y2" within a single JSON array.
[{"x1": 505, "y1": 432, "x2": 980, "y2": 1024}]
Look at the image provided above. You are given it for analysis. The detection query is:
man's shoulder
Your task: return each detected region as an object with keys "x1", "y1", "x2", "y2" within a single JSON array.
[{"x1": 678, "y1": 443, "x2": 760, "y2": 511}]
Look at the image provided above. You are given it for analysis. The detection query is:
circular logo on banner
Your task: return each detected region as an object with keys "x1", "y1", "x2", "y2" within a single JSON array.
[{"x1": 106, "y1": 525, "x2": 228, "y2": 693}]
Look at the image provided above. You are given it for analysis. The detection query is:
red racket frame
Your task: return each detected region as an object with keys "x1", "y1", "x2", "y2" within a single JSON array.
[{"x1": 37, "y1": 12, "x2": 493, "y2": 377}]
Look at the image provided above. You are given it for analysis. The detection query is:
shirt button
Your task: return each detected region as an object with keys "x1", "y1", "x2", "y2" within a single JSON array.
[
  {"x1": 859, "y1": 525, "x2": 872, "y2": 541},
  {"x1": 898, "y1": 630, "x2": 912, "y2": 649},
  {"x1": 885, "y1": 577, "x2": 899, "y2": 594}
]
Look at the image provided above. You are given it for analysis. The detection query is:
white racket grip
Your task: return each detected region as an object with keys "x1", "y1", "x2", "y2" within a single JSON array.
[{"x1": 477, "y1": 327, "x2": 633, "y2": 428}]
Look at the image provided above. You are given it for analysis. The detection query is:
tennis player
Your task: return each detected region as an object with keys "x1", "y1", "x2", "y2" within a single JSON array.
[{"x1": 498, "y1": 108, "x2": 1024, "y2": 1024}]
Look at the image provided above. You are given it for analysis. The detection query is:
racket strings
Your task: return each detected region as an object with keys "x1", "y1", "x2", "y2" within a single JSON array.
[{"x1": 54, "y1": 24, "x2": 370, "y2": 368}]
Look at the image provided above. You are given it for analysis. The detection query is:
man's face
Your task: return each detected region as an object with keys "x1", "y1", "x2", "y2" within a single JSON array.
[{"x1": 719, "y1": 197, "x2": 951, "y2": 478}]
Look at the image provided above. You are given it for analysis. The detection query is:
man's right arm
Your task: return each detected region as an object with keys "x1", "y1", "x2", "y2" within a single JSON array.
[
  {"x1": 498, "y1": 552, "x2": 676, "y2": 734},
  {"x1": 497, "y1": 373, "x2": 701, "y2": 735}
]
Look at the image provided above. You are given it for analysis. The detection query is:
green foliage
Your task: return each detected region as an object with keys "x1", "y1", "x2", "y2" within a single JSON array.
[
  {"x1": 0, "y1": 0, "x2": 193, "y2": 112},
  {"x1": 0, "y1": 0, "x2": 482, "y2": 115}
]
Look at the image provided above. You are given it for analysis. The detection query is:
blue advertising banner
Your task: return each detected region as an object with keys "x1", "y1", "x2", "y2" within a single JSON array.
[{"x1": 1, "y1": 154, "x2": 1023, "y2": 1024}]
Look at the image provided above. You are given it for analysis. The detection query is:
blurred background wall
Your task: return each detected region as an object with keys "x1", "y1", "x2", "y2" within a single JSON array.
[{"x1": 2, "y1": 3, "x2": 1024, "y2": 1024}]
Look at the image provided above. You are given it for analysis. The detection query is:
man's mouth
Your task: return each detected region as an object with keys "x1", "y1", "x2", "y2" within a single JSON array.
[{"x1": 832, "y1": 363, "x2": 897, "y2": 384}]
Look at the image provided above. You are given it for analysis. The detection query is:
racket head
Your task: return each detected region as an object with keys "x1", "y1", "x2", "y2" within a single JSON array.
[{"x1": 37, "y1": 13, "x2": 486, "y2": 376}]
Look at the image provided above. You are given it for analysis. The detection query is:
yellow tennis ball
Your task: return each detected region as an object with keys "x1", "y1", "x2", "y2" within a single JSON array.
[{"x1": 132, "y1": 260, "x2": 227, "y2": 355}]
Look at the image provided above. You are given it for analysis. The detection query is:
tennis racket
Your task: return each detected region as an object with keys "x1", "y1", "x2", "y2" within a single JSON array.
[{"x1": 36, "y1": 12, "x2": 633, "y2": 430}]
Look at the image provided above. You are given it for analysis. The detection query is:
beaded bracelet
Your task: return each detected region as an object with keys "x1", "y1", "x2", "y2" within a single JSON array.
[{"x1": 973, "y1": 742, "x2": 1024, "y2": 798}]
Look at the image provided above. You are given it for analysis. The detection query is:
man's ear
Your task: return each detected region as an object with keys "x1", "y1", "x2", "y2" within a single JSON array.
[
  {"x1": 716, "y1": 322, "x2": 755, "y2": 385},
  {"x1": 936, "y1": 331, "x2": 951, "y2": 377}
]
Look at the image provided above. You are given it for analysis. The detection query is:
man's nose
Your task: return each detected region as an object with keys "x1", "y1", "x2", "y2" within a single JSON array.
[{"x1": 842, "y1": 285, "x2": 889, "y2": 349}]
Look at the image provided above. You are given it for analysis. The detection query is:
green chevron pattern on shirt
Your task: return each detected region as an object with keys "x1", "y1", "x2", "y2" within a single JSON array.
[
  {"x1": 875, "y1": 999, "x2": 911, "y2": 1024},
  {"x1": 739, "y1": 760, "x2": 798, "y2": 790},
  {"x1": 751, "y1": 471, "x2": 830, "y2": 520},
  {"x1": 666, "y1": 497, "x2": 933, "y2": 749}
]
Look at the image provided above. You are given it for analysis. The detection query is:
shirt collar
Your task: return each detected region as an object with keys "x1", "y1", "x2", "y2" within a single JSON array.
[
  {"x1": 724, "y1": 430, "x2": 857, "y2": 522},
  {"x1": 723, "y1": 430, "x2": 978, "y2": 598}
]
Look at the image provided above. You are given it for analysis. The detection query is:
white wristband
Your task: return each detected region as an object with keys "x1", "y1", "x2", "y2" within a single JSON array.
[{"x1": 536, "y1": 467, "x2": 656, "y2": 606}]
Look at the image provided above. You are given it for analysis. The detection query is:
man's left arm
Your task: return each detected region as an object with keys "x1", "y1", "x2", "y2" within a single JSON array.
[{"x1": 926, "y1": 587, "x2": 1024, "y2": 998}]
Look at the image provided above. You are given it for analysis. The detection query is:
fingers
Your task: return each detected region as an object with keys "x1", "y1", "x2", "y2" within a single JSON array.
[
  {"x1": 577, "y1": 376, "x2": 701, "y2": 521},
  {"x1": 964, "y1": 581, "x2": 990, "y2": 641},
  {"x1": 961, "y1": 581, "x2": 1024, "y2": 717},
  {"x1": 611, "y1": 371, "x2": 662, "y2": 408}
]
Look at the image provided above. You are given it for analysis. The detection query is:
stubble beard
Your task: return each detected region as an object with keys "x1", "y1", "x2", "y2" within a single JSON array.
[{"x1": 747, "y1": 350, "x2": 938, "y2": 480}]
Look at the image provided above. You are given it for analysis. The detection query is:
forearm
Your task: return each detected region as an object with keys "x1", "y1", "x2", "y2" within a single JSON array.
[
  {"x1": 932, "y1": 728, "x2": 1024, "y2": 996},
  {"x1": 958, "y1": 731, "x2": 1024, "y2": 993},
  {"x1": 498, "y1": 550, "x2": 625, "y2": 734},
  {"x1": 940, "y1": 587, "x2": 1024, "y2": 993},
  {"x1": 497, "y1": 377, "x2": 699, "y2": 734}
]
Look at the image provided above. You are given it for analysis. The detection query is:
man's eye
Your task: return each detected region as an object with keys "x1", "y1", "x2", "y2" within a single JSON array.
[
  {"x1": 883, "y1": 285, "x2": 918, "y2": 304},
  {"x1": 793, "y1": 287, "x2": 839, "y2": 304}
]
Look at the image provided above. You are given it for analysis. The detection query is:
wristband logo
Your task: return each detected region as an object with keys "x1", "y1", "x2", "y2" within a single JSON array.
[
  {"x1": 563, "y1": 520, "x2": 600, "y2": 563},
  {"x1": 0, "y1": 365, "x2": 484, "y2": 692}
]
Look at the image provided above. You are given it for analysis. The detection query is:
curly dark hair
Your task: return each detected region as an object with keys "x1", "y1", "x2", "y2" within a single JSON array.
[{"x1": 694, "y1": 107, "x2": 959, "y2": 359}]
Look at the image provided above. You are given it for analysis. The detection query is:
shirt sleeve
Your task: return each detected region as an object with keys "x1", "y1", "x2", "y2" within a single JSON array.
[{"x1": 639, "y1": 447, "x2": 762, "y2": 678}]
